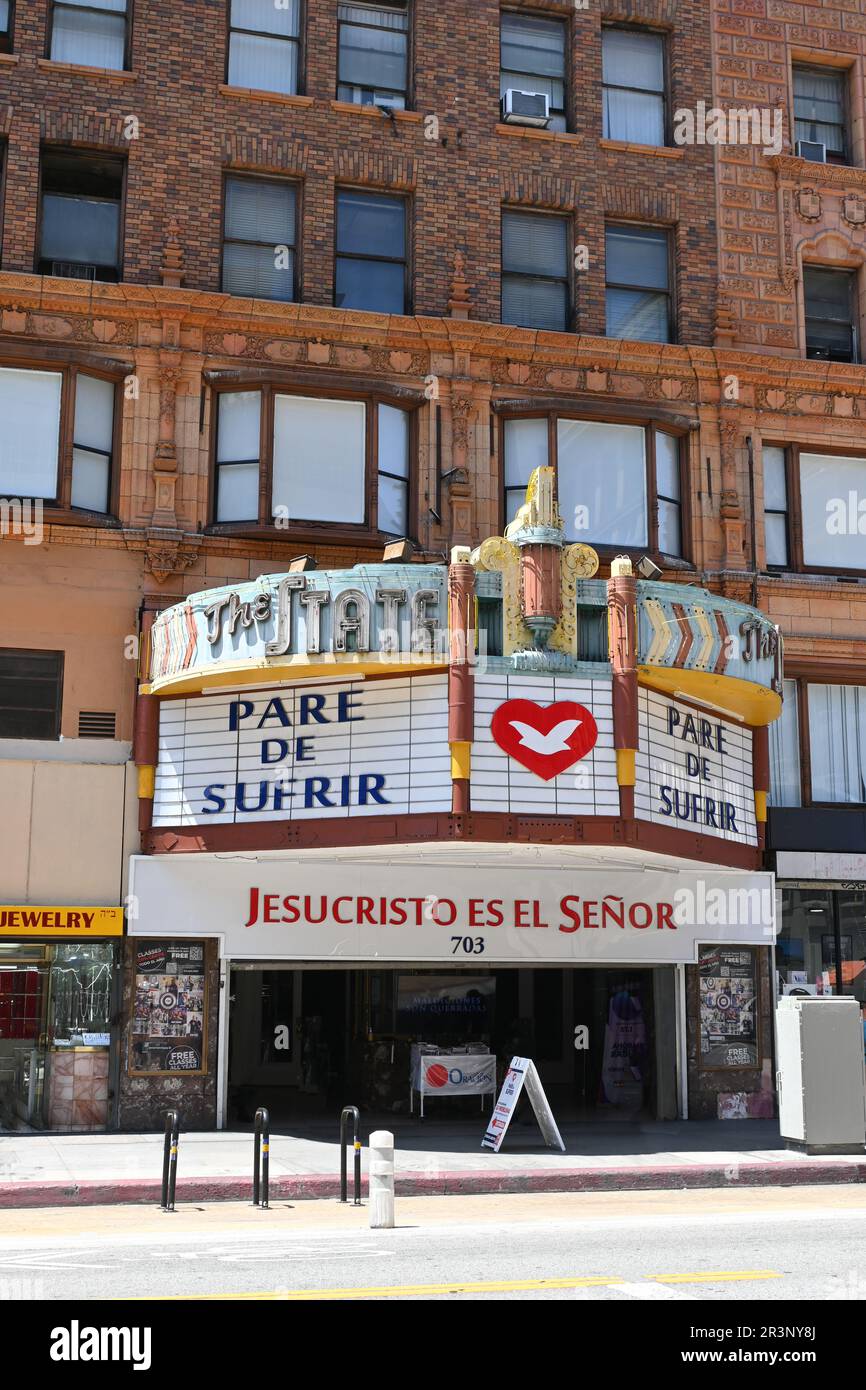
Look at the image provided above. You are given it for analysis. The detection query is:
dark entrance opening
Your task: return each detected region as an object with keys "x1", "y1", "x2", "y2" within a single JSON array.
[{"x1": 226, "y1": 964, "x2": 677, "y2": 1126}]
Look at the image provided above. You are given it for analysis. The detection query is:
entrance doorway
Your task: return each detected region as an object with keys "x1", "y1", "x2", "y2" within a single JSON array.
[{"x1": 225, "y1": 963, "x2": 680, "y2": 1127}]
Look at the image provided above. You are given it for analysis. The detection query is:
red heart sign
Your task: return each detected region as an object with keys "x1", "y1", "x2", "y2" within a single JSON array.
[{"x1": 490, "y1": 699, "x2": 599, "y2": 781}]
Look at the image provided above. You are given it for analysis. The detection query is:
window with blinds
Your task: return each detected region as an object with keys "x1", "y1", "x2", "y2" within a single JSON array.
[
  {"x1": 605, "y1": 223, "x2": 672, "y2": 343},
  {"x1": 335, "y1": 189, "x2": 407, "y2": 313},
  {"x1": 501, "y1": 210, "x2": 569, "y2": 332},
  {"x1": 337, "y1": 2, "x2": 409, "y2": 108},
  {"x1": 602, "y1": 27, "x2": 666, "y2": 146},
  {"x1": 222, "y1": 176, "x2": 297, "y2": 302},
  {"x1": 794, "y1": 66, "x2": 847, "y2": 164},
  {"x1": 228, "y1": 0, "x2": 301, "y2": 96},
  {"x1": 50, "y1": 0, "x2": 128, "y2": 72},
  {"x1": 500, "y1": 11, "x2": 567, "y2": 132}
]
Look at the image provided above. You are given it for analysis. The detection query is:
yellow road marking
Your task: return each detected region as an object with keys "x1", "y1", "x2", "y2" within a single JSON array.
[
  {"x1": 648, "y1": 1271, "x2": 782, "y2": 1285},
  {"x1": 140, "y1": 1268, "x2": 783, "y2": 1300},
  {"x1": 143, "y1": 1276, "x2": 625, "y2": 1300}
]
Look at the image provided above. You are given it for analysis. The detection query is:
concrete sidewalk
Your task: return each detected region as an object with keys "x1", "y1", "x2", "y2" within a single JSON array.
[{"x1": 1, "y1": 1118, "x2": 865, "y2": 1207}]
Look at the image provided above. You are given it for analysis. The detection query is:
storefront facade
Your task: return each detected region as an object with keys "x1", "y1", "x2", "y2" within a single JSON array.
[
  {"x1": 125, "y1": 471, "x2": 783, "y2": 1129},
  {"x1": 0, "y1": 907, "x2": 124, "y2": 1131}
]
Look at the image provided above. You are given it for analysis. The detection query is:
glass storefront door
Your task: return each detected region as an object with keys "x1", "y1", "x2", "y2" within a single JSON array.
[{"x1": 0, "y1": 942, "x2": 116, "y2": 1131}]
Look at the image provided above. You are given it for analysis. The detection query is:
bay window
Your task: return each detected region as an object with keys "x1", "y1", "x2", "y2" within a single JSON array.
[
  {"x1": 213, "y1": 387, "x2": 412, "y2": 535},
  {"x1": 0, "y1": 364, "x2": 116, "y2": 514},
  {"x1": 502, "y1": 412, "x2": 684, "y2": 555},
  {"x1": 769, "y1": 678, "x2": 866, "y2": 807},
  {"x1": 337, "y1": 2, "x2": 409, "y2": 109},
  {"x1": 228, "y1": 0, "x2": 301, "y2": 96},
  {"x1": 50, "y1": 0, "x2": 129, "y2": 71},
  {"x1": 809, "y1": 684, "x2": 866, "y2": 805},
  {"x1": 767, "y1": 444, "x2": 866, "y2": 574}
]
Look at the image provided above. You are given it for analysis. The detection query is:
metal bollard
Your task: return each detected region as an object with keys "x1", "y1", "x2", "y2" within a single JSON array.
[
  {"x1": 368, "y1": 1130, "x2": 395, "y2": 1229},
  {"x1": 340, "y1": 1106, "x2": 362, "y2": 1206},
  {"x1": 253, "y1": 1107, "x2": 270, "y2": 1209},
  {"x1": 161, "y1": 1110, "x2": 180, "y2": 1212}
]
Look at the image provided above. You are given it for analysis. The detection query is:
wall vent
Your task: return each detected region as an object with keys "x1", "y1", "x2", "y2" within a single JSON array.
[{"x1": 78, "y1": 711, "x2": 117, "y2": 739}]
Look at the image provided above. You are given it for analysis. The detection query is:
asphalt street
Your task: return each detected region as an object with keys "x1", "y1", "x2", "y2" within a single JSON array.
[{"x1": 0, "y1": 1186, "x2": 863, "y2": 1301}]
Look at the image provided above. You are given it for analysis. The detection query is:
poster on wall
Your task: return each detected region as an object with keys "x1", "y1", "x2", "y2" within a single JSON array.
[
  {"x1": 698, "y1": 946, "x2": 758, "y2": 1068},
  {"x1": 130, "y1": 942, "x2": 207, "y2": 1075},
  {"x1": 599, "y1": 981, "x2": 649, "y2": 1109}
]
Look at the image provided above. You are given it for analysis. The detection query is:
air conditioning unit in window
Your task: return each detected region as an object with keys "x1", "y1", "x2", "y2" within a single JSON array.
[
  {"x1": 796, "y1": 139, "x2": 827, "y2": 163},
  {"x1": 501, "y1": 90, "x2": 550, "y2": 128},
  {"x1": 51, "y1": 261, "x2": 98, "y2": 280}
]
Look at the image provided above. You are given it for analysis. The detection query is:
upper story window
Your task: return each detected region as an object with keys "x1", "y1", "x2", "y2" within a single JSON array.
[
  {"x1": 770, "y1": 678, "x2": 865, "y2": 807},
  {"x1": 762, "y1": 444, "x2": 866, "y2": 575},
  {"x1": 213, "y1": 388, "x2": 411, "y2": 536},
  {"x1": 606, "y1": 223, "x2": 672, "y2": 343},
  {"x1": 793, "y1": 65, "x2": 848, "y2": 164},
  {"x1": 38, "y1": 149, "x2": 124, "y2": 283},
  {"x1": 503, "y1": 413, "x2": 684, "y2": 555},
  {"x1": 501, "y1": 210, "x2": 569, "y2": 332},
  {"x1": 0, "y1": 649, "x2": 64, "y2": 741},
  {"x1": 500, "y1": 11, "x2": 567, "y2": 133},
  {"x1": 337, "y1": 2, "x2": 409, "y2": 109},
  {"x1": 335, "y1": 189, "x2": 408, "y2": 314},
  {"x1": 228, "y1": 0, "x2": 301, "y2": 96},
  {"x1": 0, "y1": 364, "x2": 117, "y2": 514},
  {"x1": 0, "y1": 1, "x2": 12, "y2": 54},
  {"x1": 762, "y1": 445, "x2": 789, "y2": 568},
  {"x1": 804, "y1": 266, "x2": 858, "y2": 363},
  {"x1": 222, "y1": 176, "x2": 297, "y2": 302},
  {"x1": 50, "y1": 0, "x2": 129, "y2": 71},
  {"x1": 602, "y1": 27, "x2": 666, "y2": 146}
]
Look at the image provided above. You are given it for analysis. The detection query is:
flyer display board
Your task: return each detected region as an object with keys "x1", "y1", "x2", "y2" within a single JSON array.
[
  {"x1": 410, "y1": 1050, "x2": 496, "y2": 1117},
  {"x1": 482, "y1": 1056, "x2": 565, "y2": 1153},
  {"x1": 130, "y1": 941, "x2": 207, "y2": 1075},
  {"x1": 698, "y1": 946, "x2": 758, "y2": 1068}
]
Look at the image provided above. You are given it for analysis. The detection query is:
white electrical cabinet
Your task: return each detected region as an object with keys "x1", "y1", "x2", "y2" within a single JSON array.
[{"x1": 776, "y1": 995, "x2": 866, "y2": 1153}]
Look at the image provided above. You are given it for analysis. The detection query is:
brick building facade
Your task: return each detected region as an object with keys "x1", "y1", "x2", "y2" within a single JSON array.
[{"x1": 0, "y1": 0, "x2": 863, "y2": 1130}]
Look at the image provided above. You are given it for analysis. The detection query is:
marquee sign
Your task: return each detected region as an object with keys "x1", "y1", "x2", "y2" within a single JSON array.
[
  {"x1": 635, "y1": 689, "x2": 757, "y2": 848},
  {"x1": 153, "y1": 674, "x2": 451, "y2": 826},
  {"x1": 127, "y1": 852, "x2": 776, "y2": 964}
]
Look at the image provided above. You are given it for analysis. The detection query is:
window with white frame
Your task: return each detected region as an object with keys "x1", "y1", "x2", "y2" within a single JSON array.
[
  {"x1": 500, "y1": 11, "x2": 567, "y2": 132},
  {"x1": 213, "y1": 389, "x2": 411, "y2": 533},
  {"x1": 228, "y1": 0, "x2": 301, "y2": 96},
  {"x1": 337, "y1": 2, "x2": 409, "y2": 109},
  {"x1": 501, "y1": 210, "x2": 569, "y2": 333},
  {"x1": 602, "y1": 27, "x2": 666, "y2": 146},
  {"x1": 809, "y1": 683, "x2": 866, "y2": 804},
  {"x1": 502, "y1": 414, "x2": 683, "y2": 553},
  {"x1": 50, "y1": 0, "x2": 129, "y2": 70},
  {"x1": 0, "y1": 365, "x2": 116, "y2": 513},
  {"x1": 222, "y1": 176, "x2": 297, "y2": 301}
]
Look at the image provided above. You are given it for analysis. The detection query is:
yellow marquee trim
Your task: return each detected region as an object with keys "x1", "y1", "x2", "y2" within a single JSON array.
[
  {"x1": 638, "y1": 665, "x2": 782, "y2": 726},
  {"x1": 142, "y1": 654, "x2": 447, "y2": 697}
]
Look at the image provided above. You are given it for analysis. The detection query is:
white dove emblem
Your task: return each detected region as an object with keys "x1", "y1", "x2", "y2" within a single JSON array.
[{"x1": 509, "y1": 718, "x2": 580, "y2": 756}]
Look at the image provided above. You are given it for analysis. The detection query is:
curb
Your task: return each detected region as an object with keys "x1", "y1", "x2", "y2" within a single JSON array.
[{"x1": 2, "y1": 1159, "x2": 865, "y2": 1208}]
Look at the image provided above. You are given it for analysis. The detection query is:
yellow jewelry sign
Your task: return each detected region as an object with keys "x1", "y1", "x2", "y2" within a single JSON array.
[{"x1": 0, "y1": 906, "x2": 124, "y2": 937}]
